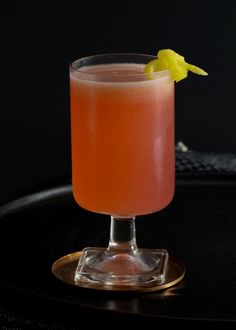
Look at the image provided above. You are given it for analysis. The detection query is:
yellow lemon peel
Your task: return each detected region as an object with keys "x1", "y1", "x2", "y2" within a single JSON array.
[{"x1": 145, "y1": 49, "x2": 208, "y2": 82}]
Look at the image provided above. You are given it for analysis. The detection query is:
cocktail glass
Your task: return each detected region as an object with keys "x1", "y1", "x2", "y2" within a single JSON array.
[{"x1": 69, "y1": 53, "x2": 175, "y2": 290}]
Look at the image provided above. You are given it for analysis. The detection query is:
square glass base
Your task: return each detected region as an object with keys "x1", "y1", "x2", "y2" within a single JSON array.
[{"x1": 74, "y1": 247, "x2": 169, "y2": 289}]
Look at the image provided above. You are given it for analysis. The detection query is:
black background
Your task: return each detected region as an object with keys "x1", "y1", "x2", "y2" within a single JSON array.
[
  {"x1": 1, "y1": 2, "x2": 236, "y2": 327},
  {"x1": 1, "y1": 1, "x2": 236, "y2": 201}
]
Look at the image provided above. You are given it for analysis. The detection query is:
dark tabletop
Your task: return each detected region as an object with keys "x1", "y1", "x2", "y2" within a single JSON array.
[{"x1": 1, "y1": 151, "x2": 236, "y2": 327}]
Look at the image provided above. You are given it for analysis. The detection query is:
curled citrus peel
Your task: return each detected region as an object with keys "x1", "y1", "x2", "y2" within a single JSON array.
[{"x1": 145, "y1": 49, "x2": 208, "y2": 82}]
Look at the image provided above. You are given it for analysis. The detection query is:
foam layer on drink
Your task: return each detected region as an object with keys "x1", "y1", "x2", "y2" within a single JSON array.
[{"x1": 70, "y1": 63, "x2": 170, "y2": 83}]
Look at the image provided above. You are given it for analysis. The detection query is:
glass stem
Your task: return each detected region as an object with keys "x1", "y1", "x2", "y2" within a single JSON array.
[{"x1": 107, "y1": 216, "x2": 138, "y2": 254}]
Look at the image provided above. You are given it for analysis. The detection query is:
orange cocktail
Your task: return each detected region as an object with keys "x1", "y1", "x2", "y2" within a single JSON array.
[
  {"x1": 52, "y1": 51, "x2": 205, "y2": 290},
  {"x1": 69, "y1": 54, "x2": 175, "y2": 289},
  {"x1": 70, "y1": 62, "x2": 174, "y2": 217}
]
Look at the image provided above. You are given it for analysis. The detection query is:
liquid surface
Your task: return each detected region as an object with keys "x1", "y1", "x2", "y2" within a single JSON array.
[
  {"x1": 79, "y1": 63, "x2": 145, "y2": 74},
  {"x1": 71, "y1": 63, "x2": 169, "y2": 82}
]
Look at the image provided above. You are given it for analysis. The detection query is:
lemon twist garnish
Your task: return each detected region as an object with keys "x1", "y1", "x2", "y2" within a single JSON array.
[{"x1": 145, "y1": 49, "x2": 208, "y2": 82}]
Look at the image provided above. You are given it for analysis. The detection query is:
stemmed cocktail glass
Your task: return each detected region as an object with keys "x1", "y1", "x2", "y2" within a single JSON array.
[{"x1": 69, "y1": 53, "x2": 175, "y2": 290}]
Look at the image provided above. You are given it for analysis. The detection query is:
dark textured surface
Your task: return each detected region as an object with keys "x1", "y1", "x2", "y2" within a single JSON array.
[
  {"x1": 176, "y1": 150, "x2": 236, "y2": 174},
  {"x1": 0, "y1": 170, "x2": 236, "y2": 327}
]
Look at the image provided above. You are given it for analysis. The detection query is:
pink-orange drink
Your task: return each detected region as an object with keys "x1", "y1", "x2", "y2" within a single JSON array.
[{"x1": 70, "y1": 61, "x2": 174, "y2": 217}]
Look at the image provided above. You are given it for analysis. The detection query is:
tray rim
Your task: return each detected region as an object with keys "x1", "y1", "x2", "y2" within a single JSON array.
[{"x1": 1, "y1": 173, "x2": 236, "y2": 217}]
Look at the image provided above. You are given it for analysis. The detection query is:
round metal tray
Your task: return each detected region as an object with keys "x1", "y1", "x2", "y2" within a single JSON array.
[{"x1": 0, "y1": 176, "x2": 236, "y2": 324}]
